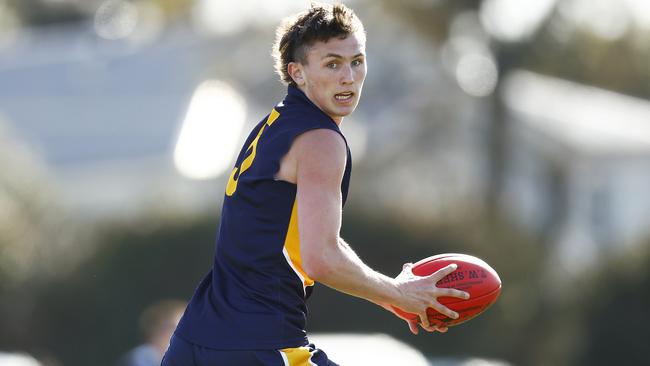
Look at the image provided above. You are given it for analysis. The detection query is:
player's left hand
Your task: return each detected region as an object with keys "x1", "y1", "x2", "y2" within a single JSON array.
[
  {"x1": 395, "y1": 309, "x2": 448, "y2": 335},
  {"x1": 376, "y1": 297, "x2": 448, "y2": 335}
]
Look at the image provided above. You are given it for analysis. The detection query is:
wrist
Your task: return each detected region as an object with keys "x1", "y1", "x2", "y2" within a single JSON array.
[{"x1": 377, "y1": 276, "x2": 403, "y2": 306}]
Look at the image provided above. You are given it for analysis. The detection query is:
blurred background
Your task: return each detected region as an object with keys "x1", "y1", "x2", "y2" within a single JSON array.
[{"x1": 1, "y1": 0, "x2": 649, "y2": 365}]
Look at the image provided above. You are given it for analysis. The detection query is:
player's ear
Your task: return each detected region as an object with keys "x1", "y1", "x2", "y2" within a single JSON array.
[{"x1": 288, "y1": 62, "x2": 305, "y2": 86}]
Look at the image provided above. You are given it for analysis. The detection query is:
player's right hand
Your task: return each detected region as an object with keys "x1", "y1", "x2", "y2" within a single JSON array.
[{"x1": 392, "y1": 262, "x2": 470, "y2": 331}]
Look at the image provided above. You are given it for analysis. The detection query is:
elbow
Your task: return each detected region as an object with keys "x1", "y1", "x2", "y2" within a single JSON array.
[{"x1": 302, "y1": 248, "x2": 333, "y2": 282}]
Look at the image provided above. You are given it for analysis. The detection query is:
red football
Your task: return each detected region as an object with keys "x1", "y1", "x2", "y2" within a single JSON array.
[{"x1": 392, "y1": 253, "x2": 501, "y2": 327}]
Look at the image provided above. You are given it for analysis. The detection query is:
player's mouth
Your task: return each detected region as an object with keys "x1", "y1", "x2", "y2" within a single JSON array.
[{"x1": 334, "y1": 91, "x2": 355, "y2": 103}]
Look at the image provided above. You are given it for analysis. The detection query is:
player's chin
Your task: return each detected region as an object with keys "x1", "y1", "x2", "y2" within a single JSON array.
[{"x1": 332, "y1": 105, "x2": 357, "y2": 119}]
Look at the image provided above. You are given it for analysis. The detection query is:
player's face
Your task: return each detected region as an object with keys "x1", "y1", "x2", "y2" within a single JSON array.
[{"x1": 291, "y1": 32, "x2": 366, "y2": 124}]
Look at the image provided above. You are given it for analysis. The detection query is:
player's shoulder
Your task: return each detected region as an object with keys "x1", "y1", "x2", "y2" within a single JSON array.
[
  {"x1": 292, "y1": 128, "x2": 347, "y2": 180},
  {"x1": 294, "y1": 128, "x2": 347, "y2": 157}
]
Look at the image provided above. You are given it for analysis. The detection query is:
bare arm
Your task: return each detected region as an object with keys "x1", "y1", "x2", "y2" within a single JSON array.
[{"x1": 292, "y1": 129, "x2": 468, "y2": 332}]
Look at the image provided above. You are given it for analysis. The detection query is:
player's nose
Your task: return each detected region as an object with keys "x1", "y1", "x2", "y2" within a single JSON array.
[{"x1": 340, "y1": 65, "x2": 354, "y2": 85}]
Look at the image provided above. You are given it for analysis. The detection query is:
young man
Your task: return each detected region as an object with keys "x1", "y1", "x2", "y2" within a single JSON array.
[{"x1": 162, "y1": 3, "x2": 469, "y2": 366}]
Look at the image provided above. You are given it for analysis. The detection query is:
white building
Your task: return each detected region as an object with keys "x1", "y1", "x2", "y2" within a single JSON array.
[{"x1": 502, "y1": 70, "x2": 650, "y2": 270}]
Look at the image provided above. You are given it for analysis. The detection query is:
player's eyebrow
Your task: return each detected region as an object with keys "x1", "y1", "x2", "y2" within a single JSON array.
[{"x1": 322, "y1": 53, "x2": 365, "y2": 60}]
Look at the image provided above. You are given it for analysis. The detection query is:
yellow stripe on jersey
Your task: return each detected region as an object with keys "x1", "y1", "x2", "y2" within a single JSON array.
[
  {"x1": 280, "y1": 346, "x2": 315, "y2": 366},
  {"x1": 266, "y1": 108, "x2": 280, "y2": 126},
  {"x1": 282, "y1": 199, "x2": 315, "y2": 295},
  {"x1": 226, "y1": 109, "x2": 281, "y2": 196}
]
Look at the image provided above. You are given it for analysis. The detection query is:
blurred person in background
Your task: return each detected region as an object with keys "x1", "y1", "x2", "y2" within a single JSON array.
[
  {"x1": 116, "y1": 300, "x2": 185, "y2": 366},
  {"x1": 163, "y1": 3, "x2": 468, "y2": 366}
]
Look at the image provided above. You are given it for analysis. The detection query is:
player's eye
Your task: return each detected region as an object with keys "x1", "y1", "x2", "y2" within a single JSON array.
[
  {"x1": 352, "y1": 59, "x2": 364, "y2": 67},
  {"x1": 326, "y1": 62, "x2": 338, "y2": 69}
]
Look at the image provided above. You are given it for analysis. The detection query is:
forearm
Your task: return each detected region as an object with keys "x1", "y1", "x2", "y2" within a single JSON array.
[{"x1": 306, "y1": 237, "x2": 401, "y2": 306}]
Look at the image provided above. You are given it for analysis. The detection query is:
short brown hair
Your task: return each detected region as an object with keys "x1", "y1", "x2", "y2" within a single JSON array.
[{"x1": 272, "y1": 2, "x2": 365, "y2": 86}]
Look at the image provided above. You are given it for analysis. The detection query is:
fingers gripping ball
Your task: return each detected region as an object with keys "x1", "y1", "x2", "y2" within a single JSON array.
[{"x1": 393, "y1": 253, "x2": 501, "y2": 327}]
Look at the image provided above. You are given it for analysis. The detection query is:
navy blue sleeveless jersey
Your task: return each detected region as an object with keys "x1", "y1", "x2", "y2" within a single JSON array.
[{"x1": 174, "y1": 86, "x2": 352, "y2": 350}]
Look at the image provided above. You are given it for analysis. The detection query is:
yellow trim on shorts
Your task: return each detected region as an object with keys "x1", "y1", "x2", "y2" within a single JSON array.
[{"x1": 280, "y1": 346, "x2": 314, "y2": 366}]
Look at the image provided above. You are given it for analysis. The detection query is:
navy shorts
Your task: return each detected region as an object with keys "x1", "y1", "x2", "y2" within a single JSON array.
[{"x1": 161, "y1": 334, "x2": 339, "y2": 366}]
